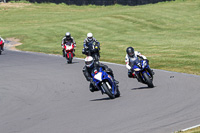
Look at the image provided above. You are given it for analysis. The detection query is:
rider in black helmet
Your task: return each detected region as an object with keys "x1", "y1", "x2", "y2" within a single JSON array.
[
  {"x1": 126, "y1": 47, "x2": 135, "y2": 57},
  {"x1": 125, "y1": 47, "x2": 154, "y2": 78}
]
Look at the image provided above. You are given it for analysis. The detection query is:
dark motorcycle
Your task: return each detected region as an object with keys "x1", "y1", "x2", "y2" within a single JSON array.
[
  {"x1": 132, "y1": 59, "x2": 154, "y2": 88},
  {"x1": 83, "y1": 42, "x2": 100, "y2": 63}
]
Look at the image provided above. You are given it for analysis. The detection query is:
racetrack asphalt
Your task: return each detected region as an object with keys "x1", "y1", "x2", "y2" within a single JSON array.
[{"x1": 0, "y1": 48, "x2": 200, "y2": 133}]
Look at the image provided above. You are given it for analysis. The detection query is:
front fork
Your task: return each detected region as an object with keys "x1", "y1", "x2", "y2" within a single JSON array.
[{"x1": 100, "y1": 80, "x2": 116, "y2": 95}]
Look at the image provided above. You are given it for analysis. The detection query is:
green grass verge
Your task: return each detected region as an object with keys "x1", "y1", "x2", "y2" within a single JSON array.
[
  {"x1": 176, "y1": 126, "x2": 200, "y2": 133},
  {"x1": 0, "y1": 0, "x2": 200, "y2": 75}
]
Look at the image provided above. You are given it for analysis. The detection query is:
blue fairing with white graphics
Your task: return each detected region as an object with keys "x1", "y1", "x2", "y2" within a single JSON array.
[
  {"x1": 91, "y1": 67, "x2": 119, "y2": 97},
  {"x1": 132, "y1": 59, "x2": 154, "y2": 88}
]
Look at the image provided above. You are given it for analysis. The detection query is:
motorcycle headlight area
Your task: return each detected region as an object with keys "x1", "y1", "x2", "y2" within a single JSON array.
[{"x1": 134, "y1": 68, "x2": 141, "y2": 71}]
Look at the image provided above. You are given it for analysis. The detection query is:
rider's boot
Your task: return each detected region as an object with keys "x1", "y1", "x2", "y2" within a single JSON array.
[
  {"x1": 128, "y1": 71, "x2": 136, "y2": 78},
  {"x1": 89, "y1": 83, "x2": 98, "y2": 92},
  {"x1": 151, "y1": 69, "x2": 155, "y2": 75},
  {"x1": 114, "y1": 79, "x2": 119, "y2": 84},
  {"x1": 73, "y1": 49, "x2": 75, "y2": 56},
  {"x1": 132, "y1": 72, "x2": 136, "y2": 78},
  {"x1": 62, "y1": 49, "x2": 65, "y2": 57}
]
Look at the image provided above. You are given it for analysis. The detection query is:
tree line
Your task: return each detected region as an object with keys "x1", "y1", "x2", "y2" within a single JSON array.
[{"x1": 6, "y1": 0, "x2": 173, "y2": 6}]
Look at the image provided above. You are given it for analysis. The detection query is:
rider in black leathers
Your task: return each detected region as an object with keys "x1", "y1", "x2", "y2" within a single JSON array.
[
  {"x1": 61, "y1": 32, "x2": 76, "y2": 57},
  {"x1": 82, "y1": 33, "x2": 100, "y2": 62},
  {"x1": 83, "y1": 56, "x2": 118, "y2": 92}
]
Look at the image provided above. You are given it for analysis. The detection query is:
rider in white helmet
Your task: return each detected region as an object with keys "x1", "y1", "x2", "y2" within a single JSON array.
[
  {"x1": 82, "y1": 33, "x2": 100, "y2": 57},
  {"x1": 61, "y1": 32, "x2": 76, "y2": 57},
  {"x1": 0, "y1": 36, "x2": 5, "y2": 51},
  {"x1": 83, "y1": 56, "x2": 118, "y2": 92}
]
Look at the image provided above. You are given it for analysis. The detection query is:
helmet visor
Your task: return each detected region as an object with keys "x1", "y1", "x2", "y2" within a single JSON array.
[
  {"x1": 85, "y1": 61, "x2": 93, "y2": 66},
  {"x1": 66, "y1": 36, "x2": 70, "y2": 39},
  {"x1": 128, "y1": 52, "x2": 134, "y2": 57},
  {"x1": 88, "y1": 37, "x2": 93, "y2": 41}
]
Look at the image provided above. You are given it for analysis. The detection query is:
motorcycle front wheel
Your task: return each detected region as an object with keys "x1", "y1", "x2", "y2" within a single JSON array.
[
  {"x1": 101, "y1": 82, "x2": 115, "y2": 99},
  {"x1": 115, "y1": 86, "x2": 120, "y2": 98},
  {"x1": 143, "y1": 72, "x2": 154, "y2": 88},
  {"x1": 67, "y1": 53, "x2": 72, "y2": 63}
]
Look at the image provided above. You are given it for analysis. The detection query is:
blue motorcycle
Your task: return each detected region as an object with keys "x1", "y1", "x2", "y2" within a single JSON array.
[
  {"x1": 91, "y1": 67, "x2": 120, "y2": 99},
  {"x1": 132, "y1": 59, "x2": 154, "y2": 88}
]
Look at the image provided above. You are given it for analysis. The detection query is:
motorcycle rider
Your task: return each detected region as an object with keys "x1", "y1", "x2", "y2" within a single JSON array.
[
  {"x1": 82, "y1": 33, "x2": 100, "y2": 62},
  {"x1": 61, "y1": 32, "x2": 76, "y2": 57},
  {"x1": 83, "y1": 56, "x2": 119, "y2": 92},
  {"x1": 125, "y1": 47, "x2": 154, "y2": 79},
  {"x1": 0, "y1": 36, "x2": 5, "y2": 51}
]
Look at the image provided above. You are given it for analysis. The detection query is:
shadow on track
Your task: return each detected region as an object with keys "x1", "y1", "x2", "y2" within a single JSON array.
[
  {"x1": 131, "y1": 86, "x2": 155, "y2": 90},
  {"x1": 65, "y1": 61, "x2": 79, "y2": 64},
  {"x1": 90, "y1": 95, "x2": 121, "y2": 101},
  {"x1": 90, "y1": 97, "x2": 113, "y2": 101}
]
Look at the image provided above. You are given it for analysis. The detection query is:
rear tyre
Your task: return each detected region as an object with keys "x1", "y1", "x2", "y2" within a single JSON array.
[
  {"x1": 101, "y1": 82, "x2": 115, "y2": 99},
  {"x1": 143, "y1": 72, "x2": 154, "y2": 88},
  {"x1": 0, "y1": 47, "x2": 2, "y2": 55}
]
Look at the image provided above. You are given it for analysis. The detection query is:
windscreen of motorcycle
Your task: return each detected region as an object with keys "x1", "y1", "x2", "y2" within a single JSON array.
[{"x1": 94, "y1": 72, "x2": 102, "y2": 81}]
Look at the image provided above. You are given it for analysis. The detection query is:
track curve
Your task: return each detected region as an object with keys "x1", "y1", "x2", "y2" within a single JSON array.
[{"x1": 0, "y1": 49, "x2": 200, "y2": 133}]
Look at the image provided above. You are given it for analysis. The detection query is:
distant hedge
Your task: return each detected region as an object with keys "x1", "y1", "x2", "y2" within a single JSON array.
[{"x1": 7, "y1": 0, "x2": 173, "y2": 6}]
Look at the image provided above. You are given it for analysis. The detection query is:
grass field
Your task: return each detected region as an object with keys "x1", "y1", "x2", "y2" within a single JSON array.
[{"x1": 0, "y1": 0, "x2": 200, "y2": 75}]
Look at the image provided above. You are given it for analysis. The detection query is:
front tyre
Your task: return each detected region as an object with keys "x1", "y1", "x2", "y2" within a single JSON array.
[
  {"x1": 115, "y1": 86, "x2": 120, "y2": 98},
  {"x1": 66, "y1": 53, "x2": 72, "y2": 63},
  {"x1": 101, "y1": 82, "x2": 115, "y2": 99},
  {"x1": 143, "y1": 72, "x2": 154, "y2": 88},
  {"x1": 0, "y1": 47, "x2": 2, "y2": 55},
  {"x1": 68, "y1": 53, "x2": 72, "y2": 63}
]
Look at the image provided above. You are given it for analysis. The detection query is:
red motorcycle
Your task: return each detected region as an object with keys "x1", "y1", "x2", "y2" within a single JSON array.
[
  {"x1": 0, "y1": 38, "x2": 4, "y2": 55},
  {"x1": 64, "y1": 42, "x2": 75, "y2": 63}
]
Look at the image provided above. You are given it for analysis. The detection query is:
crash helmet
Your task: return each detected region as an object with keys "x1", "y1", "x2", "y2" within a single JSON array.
[
  {"x1": 87, "y1": 33, "x2": 93, "y2": 41},
  {"x1": 65, "y1": 32, "x2": 71, "y2": 40},
  {"x1": 126, "y1": 47, "x2": 135, "y2": 57},
  {"x1": 85, "y1": 56, "x2": 94, "y2": 68}
]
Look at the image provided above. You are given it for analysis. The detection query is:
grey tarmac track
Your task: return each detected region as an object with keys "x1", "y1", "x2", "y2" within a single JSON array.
[{"x1": 0, "y1": 49, "x2": 200, "y2": 133}]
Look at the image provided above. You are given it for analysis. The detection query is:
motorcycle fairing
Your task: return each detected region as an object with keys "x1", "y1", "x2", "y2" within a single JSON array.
[{"x1": 92, "y1": 67, "x2": 116, "y2": 95}]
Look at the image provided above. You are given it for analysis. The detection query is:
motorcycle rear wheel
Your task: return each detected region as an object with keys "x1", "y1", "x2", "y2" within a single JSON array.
[{"x1": 101, "y1": 82, "x2": 115, "y2": 99}]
